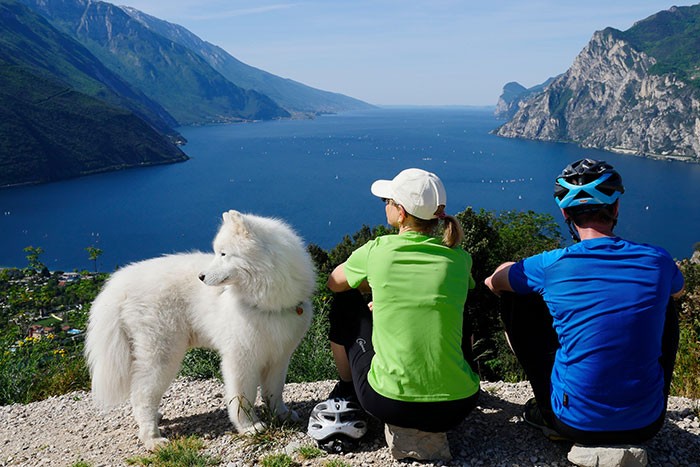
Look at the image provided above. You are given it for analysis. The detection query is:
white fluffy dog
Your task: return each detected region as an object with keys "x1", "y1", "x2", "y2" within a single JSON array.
[{"x1": 85, "y1": 210, "x2": 316, "y2": 449}]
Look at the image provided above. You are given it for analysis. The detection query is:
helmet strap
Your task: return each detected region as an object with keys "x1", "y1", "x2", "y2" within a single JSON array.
[{"x1": 565, "y1": 218, "x2": 580, "y2": 243}]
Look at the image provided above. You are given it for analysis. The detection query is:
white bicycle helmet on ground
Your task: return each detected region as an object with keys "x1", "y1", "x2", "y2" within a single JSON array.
[{"x1": 307, "y1": 398, "x2": 368, "y2": 452}]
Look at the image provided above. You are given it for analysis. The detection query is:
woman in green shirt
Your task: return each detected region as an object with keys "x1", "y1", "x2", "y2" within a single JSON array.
[{"x1": 326, "y1": 168, "x2": 480, "y2": 432}]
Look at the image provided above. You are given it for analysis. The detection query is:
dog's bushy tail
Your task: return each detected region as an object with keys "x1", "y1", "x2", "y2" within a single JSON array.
[{"x1": 85, "y1": 283, "x2": 132, "y2": 407}]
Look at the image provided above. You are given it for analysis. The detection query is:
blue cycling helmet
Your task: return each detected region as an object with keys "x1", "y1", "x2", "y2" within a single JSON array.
[{"x1": 554, "y1": 159, "x2": 624, "y2": 210}]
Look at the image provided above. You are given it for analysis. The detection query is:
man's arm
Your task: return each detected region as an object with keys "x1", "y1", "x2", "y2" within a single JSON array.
[
  {"x1": 671, "y1": 261, "x2": 685, "y2": 299},
  {"x1": 672, "y1": 283, "x2": 685, "y2": 299},
  {"x1": 484, "y1": 261, "x2": 516, "y2": 296}
]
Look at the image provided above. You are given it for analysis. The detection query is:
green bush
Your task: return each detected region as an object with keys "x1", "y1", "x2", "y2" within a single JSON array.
[
  {"x1": 286, "y1": 286, "x2": 336, "y2": 383},
  {"x1": 0, "y1": 332, "x2": 89, "y2": 404},
  {"x1": 0, "y1": 268, "x2": 104, "y2": 404},
  {"x1": 674, "y1": 260, "x2": 700, "y2": 398},
  {"x1": 456, "y1": 207, "x2": 563, "y2": 380},
  {"x1": 180, "y1": 348, "x2": 222, "y2": 380}
]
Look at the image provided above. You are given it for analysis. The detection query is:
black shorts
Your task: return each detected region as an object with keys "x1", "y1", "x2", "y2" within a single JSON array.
[
  {"x1": 499, "y1": 292, "x2": 679, "y2": 445},
  {"x1": 329, "y1": 289, "x2": 479, "y2": 432}
]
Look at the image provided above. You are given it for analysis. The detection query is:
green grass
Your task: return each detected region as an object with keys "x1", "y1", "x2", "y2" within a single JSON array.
[
  {"x1": 294, "y1": 445, "x2": 325, "y2": 460},
  {"x1": 126, "y1": 436, "x2": 220, "y2": 466},
  {"x1": 259, "y1": 453, "x2": 297, "y2": 467},
  {"x1": 322, "y1": 460, "x2": 352, "y2": 467}
]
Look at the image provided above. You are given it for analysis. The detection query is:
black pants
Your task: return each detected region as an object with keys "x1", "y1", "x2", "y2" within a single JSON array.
[
  {"x1": 329, "y1": 289, "x2": 479, "y2": 432},
  {"x1": 500, "y1": 292, "x2": 679, "y2": 445}
]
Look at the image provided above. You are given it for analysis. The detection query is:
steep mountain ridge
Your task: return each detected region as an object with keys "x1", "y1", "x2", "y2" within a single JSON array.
[
  {"x1": 0, "y1": 0, "x2": 177, "y2": 134},
  {"x1": 19, "y1": 0, "x2": 290, "y2": 125},
  {"x1": 122, "y1": 7, "x2": 374, "y2": 116},
  {"x1": 1, "y1": 0, "x2": 375, "y2": 187},
  {"x1": 0, "y1": 0, "x2": 188, "y2": 187},
  {"x1": 496, "y1": 5, "x2": 700, "y2": 162},
  {"x1": 621, "y1": 4, "x2": 700, "y2": 82}
]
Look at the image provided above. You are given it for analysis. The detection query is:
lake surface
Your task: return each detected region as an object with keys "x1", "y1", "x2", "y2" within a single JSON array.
[{"x1": 1, "y1": 107, "x2": 698, "y2": 272}]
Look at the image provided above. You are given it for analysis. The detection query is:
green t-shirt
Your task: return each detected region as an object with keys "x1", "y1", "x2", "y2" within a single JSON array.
[{"x1": 343, "y1": 231, "x2": 480, "y2": 402}]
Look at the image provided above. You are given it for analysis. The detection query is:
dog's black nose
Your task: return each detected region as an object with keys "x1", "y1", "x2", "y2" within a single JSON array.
[{"x1": 198, "y1": 274, "x2": 206, "y2": 282}]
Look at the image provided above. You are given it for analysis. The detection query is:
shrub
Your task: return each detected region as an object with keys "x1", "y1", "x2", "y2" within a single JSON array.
[
  {"x1": 286, "y1": 285, "x2": 336, "y2": 383},
  {"x1": 673, "y1": 260, "x2": 700, "y2": 398},
  {"x1": 0, "y1": 333, "x2": 89, "y2": 404},
  {"x1": 457, "y1": 207, "x2": 562, "y2": 380},
  {"x1": 180, "y1": 348, "x2": 221, "y2": 380}
]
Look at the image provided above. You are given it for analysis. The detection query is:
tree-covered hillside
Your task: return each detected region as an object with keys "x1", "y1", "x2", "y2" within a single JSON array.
[
  {"x1": 0, "y1": 0, "x2": 178, "y2": 135},
  {"x1": 0, "y1": 64, "x2": 188, "y2": 186},
  {"x1": 0, "y1": 0, "x2": 188, "y2": 186},
  {"x1": 122, "y1": 6, "x2": 375, "y2": 117},
  {"x1": 18, "y1": 0, "x2": 291, "y2": 125},
  {"x1": 620, "y1": 4, "x2": 700, "y2": 85}
]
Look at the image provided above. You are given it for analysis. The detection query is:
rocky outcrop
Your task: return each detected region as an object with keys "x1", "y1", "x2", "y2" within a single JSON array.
[
  {"x1": 496, "y1": 29, "x2": 700, "y2": 162},
  {"x1": 494, "y1": 79, "x2": 556, "y2": 120},
  {"x1": 495, "y1": 82, "x2": 528, "y2": 119}
]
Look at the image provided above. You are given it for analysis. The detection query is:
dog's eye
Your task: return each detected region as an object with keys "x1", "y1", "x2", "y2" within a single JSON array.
[{"x1": 220, "y1": 252, "x2": 226, "y2": 257}]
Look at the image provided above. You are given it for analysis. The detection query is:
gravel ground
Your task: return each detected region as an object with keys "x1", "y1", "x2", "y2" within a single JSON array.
[{"x1": 1, "y1": 378, "x2": 699, "y2": 467}]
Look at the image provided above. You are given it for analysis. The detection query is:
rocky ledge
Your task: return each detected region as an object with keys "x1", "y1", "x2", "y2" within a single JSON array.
[{"x1": 1, "y1": 379, "x2": 698, "y2": 466}]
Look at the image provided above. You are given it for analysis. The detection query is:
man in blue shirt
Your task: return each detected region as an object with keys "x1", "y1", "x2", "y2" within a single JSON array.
[{"x1": 484, "y1": 158, "x2": 685, "y2": 445}]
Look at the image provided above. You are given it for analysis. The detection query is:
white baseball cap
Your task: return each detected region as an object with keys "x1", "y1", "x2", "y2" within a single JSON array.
[{"x1": 370, "y1": 168, "x2": 447, "y2": 220}]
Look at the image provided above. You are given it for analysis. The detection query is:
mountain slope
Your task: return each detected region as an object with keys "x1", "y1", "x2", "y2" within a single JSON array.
[
  {"x1": 496, "y1": 6, "x2": 700, "y2": 162},
  {"x1": 0, "y1": 64, "x2": 188, "y2": 187},
  {"x1": 0, "y1": 0, "x2": 188, "y2": 187},
  {"x1": 621, "y1": 4, "x2": 700, "y2": 83},
  {"x1": 19, "y1": 0, "x2": 290, "y2": 125},
  {"x1": 0, "y1": 0, "x2": 178, "y2": 135},
  {"x1": 120, "y1": 6, "x2": 374, "y2": 116}
]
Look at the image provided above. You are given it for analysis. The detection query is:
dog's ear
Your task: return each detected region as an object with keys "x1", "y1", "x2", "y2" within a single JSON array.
[{"x1": 223, "y1": 210, "x2": 249, "y2": 237}]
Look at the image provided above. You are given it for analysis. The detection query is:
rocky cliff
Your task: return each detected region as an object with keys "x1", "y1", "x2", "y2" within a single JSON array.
[
  {"x1": 496, "y1": 10, "x2": 700, "y2": 162},
  {"x1": 494, "y1": 79, "x2": 556, "y2": 120}
]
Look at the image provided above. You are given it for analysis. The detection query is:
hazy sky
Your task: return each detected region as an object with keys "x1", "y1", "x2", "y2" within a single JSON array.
[{"x1": 118, "y1": 1, "x2": 696, "y2": 106}]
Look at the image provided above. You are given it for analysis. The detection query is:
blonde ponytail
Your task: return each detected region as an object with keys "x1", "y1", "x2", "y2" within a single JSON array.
[
  {"x1": 441, "y1": 214, "x2": 464, "y2": 248},
  {"x1": 407, "y1": 207, "x2": 464, "y2": 248}
]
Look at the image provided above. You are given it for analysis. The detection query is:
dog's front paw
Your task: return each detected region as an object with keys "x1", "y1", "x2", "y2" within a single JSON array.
[{"x1": 143, "y1": 436, "x2": 169, "y2": 451}]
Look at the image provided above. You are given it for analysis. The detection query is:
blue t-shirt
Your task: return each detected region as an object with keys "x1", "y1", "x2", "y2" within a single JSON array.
[{"x1": 508, "y1": 236, "x2": 684, "y2": 431}]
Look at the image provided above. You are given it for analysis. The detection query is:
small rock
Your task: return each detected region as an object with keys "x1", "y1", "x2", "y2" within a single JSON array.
[
  {"x1": 283, "y1": 440, "x2": 303, "y2": 456},
  {"x1": 567, "y1": 444, "x2": 648, "y2": 467},
  {"x1": 384, "y1": 424, "x2": 452, "y2": 461}
]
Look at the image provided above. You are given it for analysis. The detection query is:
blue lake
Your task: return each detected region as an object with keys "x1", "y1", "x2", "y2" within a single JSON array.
[{"x1": 1, "y1": 107, "x2": 698, "y2": 272}]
